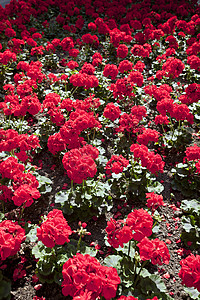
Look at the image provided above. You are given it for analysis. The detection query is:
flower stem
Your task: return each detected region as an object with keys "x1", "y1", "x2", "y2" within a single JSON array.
[{"x1": 71, "y1": 180, "x2": 74, "y2": 192}]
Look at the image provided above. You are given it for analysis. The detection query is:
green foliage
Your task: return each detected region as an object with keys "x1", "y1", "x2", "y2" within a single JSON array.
[
  {"x1": 0, "y1": 271, "x2": 11, "y2": 300},
  {"x1": 55, "y1": 179, "x2": 112, "y2": 220},
  {"x1": 184, "y1": 287, "x2": 200, "y2": 299},
  {"x1": 162, "y1": 127, "x2": 193, "y2": 151},
  {"x1": 35, "y1": 174, "x2": 53, "y2": 194},
  {"x1": 32, "y1": 239, "x2": 97, "y2": 284},
  {"x1": 180, "y1": 199, "x2": 200, "y2": 248},
  {"x1": 171, "y1": 163, "x2": 200, "y2": 197}
]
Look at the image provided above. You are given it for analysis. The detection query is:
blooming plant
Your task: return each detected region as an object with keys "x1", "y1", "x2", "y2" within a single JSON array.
[{"x1": 0, "y1": 0, "x2": 200, "y2": 299}]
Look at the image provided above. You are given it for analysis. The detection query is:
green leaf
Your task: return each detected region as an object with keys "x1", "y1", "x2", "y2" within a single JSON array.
[
  {"x1": 0, "y1": 280, "x2": 11, "y2": 299},
  {"x1": 184, "y1": 287, "x2": 200, "y2": 299},
  {"x1": 81, "y1": 246, "x2": 97, "y2": 257},
  {"x1": 32, "y1": 241, "x2": 49, "y2": 259},
  {"x1": 149, "y1": 274, "x2": 167, "y2": 293},
  {"x1": 25, "y1": 225, "x2": 38, "y2": 243},
  {"x1": 117, "y1": 243, "x2": 135, "y2": 258},
  {"x1": 104, "y1": 255, "x2": 122, "y2": 270},
  {"x1": 55, "y1": 190, "x2": 71, "y2": 204},
  {"x1": 183, "y1": 222, "x2": 194, "y2": 232}
]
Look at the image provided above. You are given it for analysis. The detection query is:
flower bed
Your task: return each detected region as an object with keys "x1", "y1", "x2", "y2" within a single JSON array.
[{"x1": 0, "y1": 0, "x2": 200, "y2": 299}]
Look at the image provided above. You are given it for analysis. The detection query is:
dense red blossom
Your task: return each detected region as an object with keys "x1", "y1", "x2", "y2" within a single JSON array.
[
  {"x1": 146, "y1": 192, "x2": 164, "y2": 213},
  {"x1": 130, "y1": 144, "x2": 165, "y2": 174},
  {"x1": 137, "y1": 128, "x2": 159, "y2": 145},
  {"x1": 162, "y1": 57, "x2": 185, "y2": 79},
  {"x1": 0, "y1": 220, "x2": 25, "y2": 260},
  {"x1": 179, "y1": 254, "x2": 200, "y2": 291},
  {"x1": 12, "y1": 184, "x2": 40, "y2": 207},
  {"x1": 106, "y1": 218, "x2": 133, "y2": 248},
  {"x1": 105, "y1": 155, "x2": 129, "y2": 176},
  {"x1": 62, "y1": 145, "x2": 99, "y2": 184},
  {"x1": 37, "y1": 209, "x2": 72, "y2": 248},
  {"x1": 118, "y1": 60, "x2": 133, "y2": 73},
  {"x1": 103, "y1": 64, "x2": 118, "y2": 80},
  {"x1": 103, "y1": 102, "x2": 121, "y2": 122},
  {"x1": 138, "y1": 237, "x2": 170, "y2": 265},
  {"x1": 185, "y1": 144, "x2": 200, "y2": 161},
  {"x1": 126, "y1": 209, "x2": 153, "y2": 242},
  {"x1": 62, "y1": 253, "x2": 120, "y2": 299}
]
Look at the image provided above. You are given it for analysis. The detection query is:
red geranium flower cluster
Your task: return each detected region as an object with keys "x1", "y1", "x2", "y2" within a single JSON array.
[
  {"x1": 178, "y1": 254, "x2": 200, "y2": 291},
  {"x1": 179, "y1": 83, "x2": 200, "y2": 105},
  {"x1": 110, "y1": 78, "x2": 135, "y2": 100},
  {"x1": 137, "y1": 128, "x2": 160, "y2": 146},
  {"x1": 103, "y1": 102, "x2": 121, "y2": 121},
  {"x1": 117, "y1": 44, "x2": 128, "y2": 58},
  {"x1": 187, "y1": 55, "x2": 200, "y2": 72},
  {"x1": 58, "y1": 108, "x2": 101, "y2": 150},
  {"x1": 70, "y1": 73, "x2": 99, "y2": 89},
  {"x1": 105, "y1": 218, "x2": 133, "y2": 248},
  {"x1": 138, "y1": 236, "x2": 170, "y2": 265},
  {"x1": 171, "y1": 103, "x2": 194, "y2": 124},
  {"x1": 109, "y1": 28, "x2": 132, "y2": 47},
  {"x1": 82, "y1": 33, "x2": 99, "y2": 47},
  {"x1": 131, "y1": 105, "x2": 147, "y2": 121},
  {"x1": 0, "y1": 129, "x2": 40, "y2": 162},
  {"x1": 0, "y1": 157, "x2": 40, "y2": 207},
  {"x1": 162, "y1": 57, "x2": 185, "y2": 79},
  {"x1": 154, "y1": 114, "x2": 169, "y2": 125},
  {"x1": 103, "y1": 64, "x2": 118, "y2": 80},
  {"x1": 106, "y1": 208, "x2": 153, "y2": 248},
  {"x1": 126, "y1": 209, "x2": 153, "y2": 242},
  {"x1": 92, "y1": 52, "x2": 103, "y2": 67},
  {"x1": 62, "y1": 253, "x2": 121, "y2": 299},
  {"x1": 0, "y1": 49, "x2": 17, "y2": 65},
  {"x1": 47, "y1": 132, "x2": 66, "y2": 155},
  {"x1": 42, "y1": 92, "x2": 65, "y2": 126},
  {"x1": 62, "y1": 144, "x2": 99, "y2": 184},
  {"x1": 0, "y1": 220, "x2": 25, "y2": 260},
  {"x1": 185, "y1": 144, "x2": 200, "y2": 161},
  {"x1": 131, "y1": 44, "x2": 149, "y2": 57},
  {"x1": 105, "y1": 155, "x2": 129, "y2": 176},
  {"x1": 127, "y1": 71, "x2": 144, "y2": 87},
  {"x1": 118, "y1": 60, "x2": 133, "y2": 73},
  {"x1": 130, "y1": 144, "x2": 165, "y2": 175},
  {"x1": 117, "y1": 113, "x2": 140, "y2": 134},
  {"x1": 146, "y1": 192, "x2": 164, "y2": 213},
  {"x1": 12, "y1": 184, "x2": 40, "y2": 207},
  {"x1": 37, "y1": 209, "x2": 72, "y2": 248}
]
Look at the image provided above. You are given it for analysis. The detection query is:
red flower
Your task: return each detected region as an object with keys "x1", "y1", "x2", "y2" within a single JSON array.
[
  {"x1": 12, "y1": 184, "x2": 40, "y2": 207},
  {"x1": 117, "y1": 44, "x2": 128, "y2": 58},
  {"x1": 62, "y1": 145, "x2": 98, "y2": 184},
  {"x1": 185, "y1": 144, "x2": 200, "y2": 161},
  {"x1": 179, "y1": 254, "x2": 200, "y2": 291},
  {"x1": 103, "y1": 64, "x2": 118, "y2": 80},
  {"x1": 103, "y1": 102, "x2": 121, "y2": 122},
  {"x1": 62, "y1": 253, "x2": 120, "y2": 299},
  {"x1": 127, "y1": 71, "x2": 144, "y2": 87},
  {"x1": 162, "y1": 57, "x2": 185, "y2": 79},
  {"x1": 47, "y1": 132, "x2": 66, "y2": 155},
  {"x1": 138, "y1": 237, "x2": 170, "y2": 265},
  {"x1": 126, "y1": 209, "x2": 153, "y2": 241},
  {"x1": 106, "y1": 218, "x2": 133, "y2": 248},
  {"x1": 105, "y1": 155, "x2": 129, "y2": 176},
  {"x1": 137, "y1": 128, "x2": 159, "y2": 146},
  {"x1": 146, "y1": 192, "x2": 164, "y2": 212},
  {"x1": 0, "y1": 220, "x2": 25, "y2": 260},
  {"x1": 118, "y1": 60, "x2": 133, "y2": 73},
  {"x1": 37, "y1": 209, "x2": 72, "y2": 248}
]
